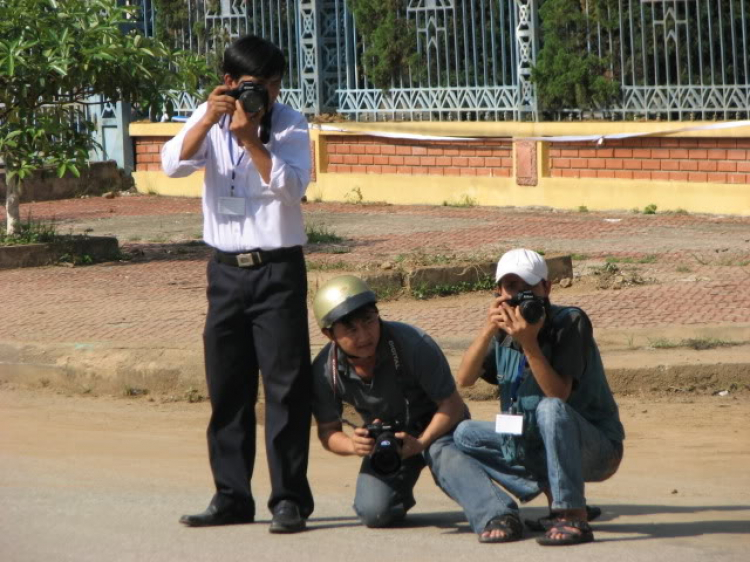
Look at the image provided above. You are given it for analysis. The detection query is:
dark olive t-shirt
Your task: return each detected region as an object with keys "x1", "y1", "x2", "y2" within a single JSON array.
[
  {"x1": 480, "y1": 305, "x2": 625, "y2": 444},
  {"x1": 311, "y1": 321, "x2": 457, "y2": 434}
]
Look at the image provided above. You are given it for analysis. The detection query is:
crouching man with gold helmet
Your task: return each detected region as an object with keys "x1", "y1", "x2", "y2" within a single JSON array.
[{"x1": 309, "y1": 275, "x2": 525, "y2": 542}]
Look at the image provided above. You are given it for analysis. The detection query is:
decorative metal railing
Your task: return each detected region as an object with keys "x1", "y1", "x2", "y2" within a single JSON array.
[
  {"x1": 325, "y1": 0, "x2": 535, "y2": 121},
  {"x1": 574, "y1": 0, "x2": 750, "y2": 120},
  {"x1": 128, "y1": 0, "x2": 750, "y2": 121},
  {"x1": 124, "y1": 0, "x2": 320, "y2": 116},
  {"x1": 116, "y1": 0, "x2": 750, "y2": 121}
]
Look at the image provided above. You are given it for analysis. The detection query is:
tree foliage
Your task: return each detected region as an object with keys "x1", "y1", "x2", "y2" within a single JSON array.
[
  {"x1": 0, "y1": 0, "x2": 210, "y2": 234},
  {"x1": 532, "y1": 0, "x2": 620, "y2": 114},
  {"x1": 347, "y1": 0, "x2": 422, "y2": 91}
]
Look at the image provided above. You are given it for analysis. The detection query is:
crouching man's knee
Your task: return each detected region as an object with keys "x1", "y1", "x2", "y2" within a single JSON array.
[
  {"x1": 353, "y1": 499, "x2": 406, "y2": 528},
  {"x1": 535, "y1": 397, "x2": 569, "y2": 431}
]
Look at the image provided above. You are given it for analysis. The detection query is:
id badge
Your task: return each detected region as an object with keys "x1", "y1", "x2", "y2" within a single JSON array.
[
  {"x1": 496, "y1": 414, "x2": 524, "y2": 435},
  {"x1": 218, "y1": 197, "x2": 246, "y2": 216}
]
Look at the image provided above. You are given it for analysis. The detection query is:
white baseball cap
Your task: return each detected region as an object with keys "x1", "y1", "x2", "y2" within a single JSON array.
[{"x1": 495, "y1": 248, "x2": 548, "y2": 285}]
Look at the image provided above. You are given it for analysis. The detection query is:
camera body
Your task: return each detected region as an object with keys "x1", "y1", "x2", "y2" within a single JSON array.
[
  {"x1": 506, "y1": 290, "x2": 546, "y2": 324},
  {"x1": 366, "y1": 420, "x2": 403, "y2": 476},
  {"x1": 227, "y1": 81, "x2": 269, "y2": 114}
]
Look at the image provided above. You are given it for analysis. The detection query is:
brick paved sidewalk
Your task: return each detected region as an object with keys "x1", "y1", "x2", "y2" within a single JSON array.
[{"x1": 2, "y1": 194, "x2": 749, "y2": 352}]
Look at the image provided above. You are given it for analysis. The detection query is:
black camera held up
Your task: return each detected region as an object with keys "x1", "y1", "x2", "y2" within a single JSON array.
[
  {"x1": 227, "y1": 81, "x2": 269, "y2": 115},
  {"x1": 506, "y1": 290, "x2": 546, "y2": 324},
  {"x1": 366, "y1": 420, "x2": 403, "y2": 476}
]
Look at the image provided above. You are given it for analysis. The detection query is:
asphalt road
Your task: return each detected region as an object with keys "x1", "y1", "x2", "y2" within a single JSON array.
[{"x1": 1, "y1": 389, "x2": 748, "y2": 562}]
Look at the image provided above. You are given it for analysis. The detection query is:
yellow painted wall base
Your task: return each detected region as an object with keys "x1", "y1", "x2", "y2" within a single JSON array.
[
  {"x1": 132, "y1": 167, "x2": 749, "y2": 216},
  {"x1": 132, "y1": 171, "x2": 204, "y2": 198},
  {"x1": 308, "y1": 173, "x2": 750, "y2": 216}
]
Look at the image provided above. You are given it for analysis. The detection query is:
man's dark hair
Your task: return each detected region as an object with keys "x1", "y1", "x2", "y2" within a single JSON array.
[
  {"x1": 222, "y1": 35, "x2": 286, "y2": 80},
  {"x1": 333, "y1": 304, "x2": 379, "y2": 330}
]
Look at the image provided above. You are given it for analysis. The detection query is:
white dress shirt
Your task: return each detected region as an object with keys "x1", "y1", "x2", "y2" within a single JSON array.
[{"x1": 161, "y1": 101, "x2": 311, "y2": 252}]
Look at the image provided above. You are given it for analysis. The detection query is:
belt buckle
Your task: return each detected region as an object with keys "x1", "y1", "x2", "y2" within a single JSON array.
[{"x1": 236, "y1": 251, "x2": 262, "y2": 267}]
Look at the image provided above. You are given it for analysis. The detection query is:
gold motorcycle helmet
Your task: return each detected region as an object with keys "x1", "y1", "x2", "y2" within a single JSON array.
[{"x1": 313, "y1": 275, "x2": 378, "y2": 329}]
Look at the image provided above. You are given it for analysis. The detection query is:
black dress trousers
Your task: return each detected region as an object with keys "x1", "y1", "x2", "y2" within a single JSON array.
[{"x1": 202, "y1": 247, "x2": 314, "y2": 518}]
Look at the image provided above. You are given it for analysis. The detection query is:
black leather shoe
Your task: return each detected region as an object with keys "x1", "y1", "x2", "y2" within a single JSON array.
[
  {"x1": 269, "y1": 500, "x2": 306, "y2": 534},
  {"x1": 179, "y1": 504, "x2": 255, "y2": 527}
]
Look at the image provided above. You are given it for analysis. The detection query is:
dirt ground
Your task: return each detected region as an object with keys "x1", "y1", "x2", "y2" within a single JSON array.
[{"x1": 1, "y1": 387, "x2": 748, "y2": 562}]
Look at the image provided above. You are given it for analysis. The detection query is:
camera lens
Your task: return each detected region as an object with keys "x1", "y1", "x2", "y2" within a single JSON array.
[
  {"x1": 519, "y1": 300, "x2": 545, "y2": 323},
  {"x1": 239, "y1": 90, "x2": 265, "y2": 114},
  {"x1": 370, "y1": 432, "x2": 402, "y2": 476}
]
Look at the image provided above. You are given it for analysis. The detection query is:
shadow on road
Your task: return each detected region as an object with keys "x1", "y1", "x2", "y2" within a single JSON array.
[{"x1": 570, "y1": 504, "x2": 750, "y2": 542}]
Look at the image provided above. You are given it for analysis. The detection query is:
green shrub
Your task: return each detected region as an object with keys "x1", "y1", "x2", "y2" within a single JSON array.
[
  {"x1": 532, "y1": 0, "x2": 620, "y2": 113},
  {"x1": 0, "y1": 216, "x2": 57, "y2": 246},
  {"x1": 347, "y1": 0, "x2": 422, "y2": 90}
]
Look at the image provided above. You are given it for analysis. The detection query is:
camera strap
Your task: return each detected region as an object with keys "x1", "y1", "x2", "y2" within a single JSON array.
[
  {"x1": 509, "y1": 356, "x2": 526, "y2": 415},
  {"x1": 260, "y1": 107, "x2": 273, "y2": 144},
  {"x1": 328, "y1": 325, "x2": 410, "y2": 429},
  {"x1": 329, "y1": 345, "x2": 361, "y2": 430}
]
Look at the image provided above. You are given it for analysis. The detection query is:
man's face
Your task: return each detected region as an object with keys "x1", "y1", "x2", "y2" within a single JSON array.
[
  {"x1": 327, "y1": 308, "x2": 381, "y2": 359},
  {"x1": 224, "y1": 74, "x2": 283, "y2": 106},
  {"x1": 498, "y1": 273, "x2": 549, "y2": 300}
]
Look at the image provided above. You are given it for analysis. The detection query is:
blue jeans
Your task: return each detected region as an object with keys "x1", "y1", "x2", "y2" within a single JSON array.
[
  {"x1": 353, "y1": 432, "x2": 516, "y2": 534},
  {"x1": 453, "y1": 397, "x2": 622, "y2": 512}
]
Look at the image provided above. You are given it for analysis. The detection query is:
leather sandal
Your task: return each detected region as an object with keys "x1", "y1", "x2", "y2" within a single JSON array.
[
  {"x1": 525, "y1": 505, "x2": 601, "y2": 532},
  {"x1": 478, "y1": 513, "x2": 524, "y2": 543},
  {"x1": 536, "y1": 519, "x2": 594, "y2": 546}
]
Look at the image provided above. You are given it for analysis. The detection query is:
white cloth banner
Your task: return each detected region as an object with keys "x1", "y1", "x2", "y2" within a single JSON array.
[
  {"x1": 311, "y1": 120, "x2": 750, "y2": 144},
  {"x1": 520, "y1": 120, "x2": 750, "y2": 144},
  {"x1": 310, "y1": 123, "x2": 505, "y2": 142}
]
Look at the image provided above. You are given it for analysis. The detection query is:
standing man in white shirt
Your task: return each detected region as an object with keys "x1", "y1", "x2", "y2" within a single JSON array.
[{"x1": 161, "y1": 34, "x2": 313, "y2": 534}]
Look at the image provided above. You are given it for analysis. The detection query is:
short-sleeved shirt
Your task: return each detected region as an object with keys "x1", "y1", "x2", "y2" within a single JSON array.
[
  {"x1": 480, "y1": 305, "x2": 624, "y2": 445},
  {"x1": 311, "y1": 321, "x2": 458, "y2": 435}
]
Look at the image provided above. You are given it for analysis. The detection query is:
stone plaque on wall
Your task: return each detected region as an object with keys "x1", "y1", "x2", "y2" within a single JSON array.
[{"x1": 516, "y1": 140, "x2": 538, "y2": 186}]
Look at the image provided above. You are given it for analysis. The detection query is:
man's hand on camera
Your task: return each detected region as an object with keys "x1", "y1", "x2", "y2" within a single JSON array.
[
  {"x1": 498, "y1": 301, "x2": 544, "y2": 349},
  {"x1": 351, "y1": 426, "x2": 375, "y2": 457},
  {"x1": 396, "y1": 432, "x2": 426, "y2": 459},
  {"x1": 229, "y1": 101, "x2": 265, "y2": 148},
  {"x1": 486, "y1": 295, "x2": 508, "y2": 332},
  {"x1": 203, "y1": 85, "x2": 236, "y2": 125}
]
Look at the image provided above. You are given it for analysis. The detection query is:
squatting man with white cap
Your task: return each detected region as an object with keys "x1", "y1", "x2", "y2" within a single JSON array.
[
  {"x1": 453, "y1": 248, "x2": 625, "y2": 545},
  {"x1": 309, "y1": 275, "x2": 535, "y2": 541}
]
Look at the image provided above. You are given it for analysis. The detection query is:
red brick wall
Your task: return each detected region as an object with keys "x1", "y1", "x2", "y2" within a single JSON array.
[
  {"x1": 324, "y1": 135, "x2": 513, "y2": 177},
  {"x1": 549, "y1": 138, "x2": 750, "y2": 184},
  {"x1": 134, "y1": 136, "x2": 319, "y2": 180},
  {"x1": 135, "y1": 133, "x2": 749, "y2": 186},
  {"x1": 134, "y1": 137, "x2": 171, "y2": 172}
]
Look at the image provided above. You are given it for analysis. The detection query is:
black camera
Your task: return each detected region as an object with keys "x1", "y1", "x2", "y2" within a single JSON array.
[
  {"x1": 506, "y1": 290, "x2": 546, "y2": 324},
  {"x1": 366, "y1": 421, "x2": 403, "y2": 476},
  {"x1": 227, "y1": 81, "x2": 269, "y2": 114}
]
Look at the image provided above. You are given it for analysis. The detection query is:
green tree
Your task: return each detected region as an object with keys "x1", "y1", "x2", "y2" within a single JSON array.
[
  {"x1": 532, "y1": 0, "x2": 620, "y2": 114},
  {"x1": 0, "y1": 0, "x2": 209, "y2": 235},
  {"x1": 347, "y1": 0, "x2": 422, "y2": 91}
]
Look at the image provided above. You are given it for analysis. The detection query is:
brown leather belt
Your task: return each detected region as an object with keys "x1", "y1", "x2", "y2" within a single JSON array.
[{"x1": 215, "y1": 246, "x2": 302, "y2": 268}]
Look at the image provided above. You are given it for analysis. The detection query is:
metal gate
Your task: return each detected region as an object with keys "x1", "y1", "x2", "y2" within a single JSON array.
[
  {"x1": 564, "y1": 0, "x2": 750, "y2": 119},
  {"x1": 87, "y1": 0, "x2": 750, "y2": 166},
  {"x1": 131, "y1": 0, "x2": 321, "y2": 116},
  {"x1": 321, "y1": 0, "x2": 538, "y2": 121}
]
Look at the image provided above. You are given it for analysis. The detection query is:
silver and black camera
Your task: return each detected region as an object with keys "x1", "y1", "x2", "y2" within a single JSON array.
[{"x1": 365, "y1": 420, "x2": 403, "y2": 476}]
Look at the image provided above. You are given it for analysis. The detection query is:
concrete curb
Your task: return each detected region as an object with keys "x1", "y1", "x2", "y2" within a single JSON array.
[
  {"x1": 2, "y1": 338, "x2": 747, "y2": 401},
  {"x1": 357, "y1": 255, "x2": 573, "y2": 297},
  {"x1": 0, "y1": 236, "x2": 119, "y2": 269}
]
